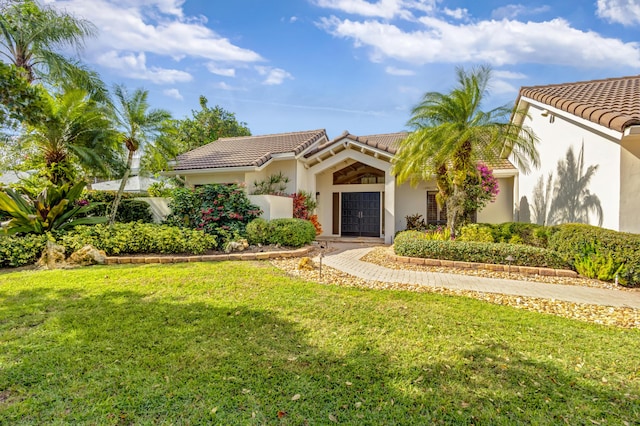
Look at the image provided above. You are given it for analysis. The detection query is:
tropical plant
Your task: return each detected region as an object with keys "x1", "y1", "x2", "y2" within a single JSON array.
[
  {"x1": 0, "y1": 62, "x2": 47, "y2": 126},
  {"x1": 392, "y1": 65, "x2": 539, "y2": 239},
  {"x1": 251, "y1": 172, "x2": 290, "y2": 195},
  {"x1": 20, "y1": 88, "x2": 120, "y2": 185},
  {"x1": 547, "y1": 143, "x2": 603, "y2": 226},
  {"x1": 0, "y1": 180, "x2": 106, "y2": 235},
  {"x1": 0, "y1": 0, "x2": 105, "y2": 98},
  {"x1": 108, "y1": 85, "x2": 171, "y2": 225}
]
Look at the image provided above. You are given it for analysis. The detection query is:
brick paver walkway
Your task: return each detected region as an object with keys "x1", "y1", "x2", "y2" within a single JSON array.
[{"x1": 320, "y1": 246, "x2": 640, "y2": 309}]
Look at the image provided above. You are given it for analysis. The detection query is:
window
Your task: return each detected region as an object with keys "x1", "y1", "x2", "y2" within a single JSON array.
[{"x1": 426, "y1": 191, "x2": 447, "y2": 225}]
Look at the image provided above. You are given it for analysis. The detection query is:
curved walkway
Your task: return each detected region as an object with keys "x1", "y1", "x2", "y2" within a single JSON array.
[{"x1": 319, "y1": 245, "x2": 640, "y2": 309}]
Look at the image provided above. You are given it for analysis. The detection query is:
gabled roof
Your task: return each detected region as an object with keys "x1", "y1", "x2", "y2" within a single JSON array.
[
  {"x1": 304, "y1": 131, "x2": 407, "y2": 157},
  {"x1": 173, "y1": 129, "x2": 327, "y2": 171},
  {"x1": 519, "y1": 75, "x2": 640, "y2": 133}
]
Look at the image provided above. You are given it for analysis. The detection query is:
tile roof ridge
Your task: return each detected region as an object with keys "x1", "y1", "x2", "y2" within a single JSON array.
[
  {"x1": 217, "y1": 128, "x2": 326, "y2": 141},
  {"x1": 520, "y1": 74, "x2": 640, "y2": 92}
]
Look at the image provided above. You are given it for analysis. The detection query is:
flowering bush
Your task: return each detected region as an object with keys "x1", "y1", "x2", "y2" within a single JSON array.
[
  {"x1": 165, "y1": 183, "x2": 262, "y2": 244},
  {"x1": 462, "y1": 162, "x2": 500, "y2": 223}
]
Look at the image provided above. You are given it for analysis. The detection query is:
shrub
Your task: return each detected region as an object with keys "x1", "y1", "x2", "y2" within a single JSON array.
[
  {"x1": 59, "y1": 223, "x2": 217, "y2": 255},
  {"x1": 165, "y1": 184, "x2": 262, "y2": 245},
  {"x1": 83, "y1": 191, "x2": 153, "y2": 223},
  {"x1": 246, "y1": 218, "x2": 270, "y2": 245},
  {"x1": 405, "y1": 214, "x2": 427, "y2": 231},
  {"x1": 246, "y1": 218, "x2": 316, "y2": 248},
  {"x1": 394, "y1": 230, "x2": 568, "y2": 269},
  {"x1": 0, "y1": 233, "x2": 48, "y2": 267},
  {"x1": 292, "y1": 191, "x2": 317, "y2": 220},
  {"x1": 465, "y1": 222, "x2": 554, "y2": 248},
  {"x1": 548, "y1": 224, "x2": 640, "y2": 287},
  {"x1": 458, "y1": 224, "x2": 494, "y2": 242}
]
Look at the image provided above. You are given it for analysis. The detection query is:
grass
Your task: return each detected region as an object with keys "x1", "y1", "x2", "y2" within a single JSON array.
[{"x1": 0, "y1": 262, "x2": 638, "y2": 425}]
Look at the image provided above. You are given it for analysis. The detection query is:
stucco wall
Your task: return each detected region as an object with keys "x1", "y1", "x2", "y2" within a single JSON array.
[
  {"x1": 184, "y1": 172, "x2": 245, "y2": 187},
  {"x1": 477, "y1": 177, "x2": 514, "y2": 224},
  {"x1": 516, "y1": 102, "x2": 621, "y2": 230},
  {"x1": 246, "y1": 160, "x2": 297, "y2": 195},
  {"x1": 619, "y1": 136, "x2": 640, "y2": 233},
  {"x1": 394, "y1": 181, "x2": 432, "y2": 233},
  {"x1": 248, "y1": 194, "x2": 293, "y2": 220}
]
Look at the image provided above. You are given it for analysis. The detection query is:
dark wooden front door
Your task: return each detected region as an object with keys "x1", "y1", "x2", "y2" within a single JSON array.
[{"x1": 341, "y1": 192, "x2": 380, "y2": 237}]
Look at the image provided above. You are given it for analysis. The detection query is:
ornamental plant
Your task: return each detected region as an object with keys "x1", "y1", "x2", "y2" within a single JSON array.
[{"x1": 462, "y1": 163, "x2": 500, "y2": 223}]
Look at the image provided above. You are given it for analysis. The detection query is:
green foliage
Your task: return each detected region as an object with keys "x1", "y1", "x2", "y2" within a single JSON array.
[
  {"x1": 0, "y1": 63, "x2": 47, "y2": 126},
  {"x1": 395, "y1": 230, "x2": 568, "y2": 269},
  {"x1": 165, "y1": 184, "x2": 262, "y2": 245},
  {"x1": 147, "y1": 181, "x2": 173, "y2": 197},
  {"x1": 549, "y1": 224, "x2": 640, "y2": 287},
  {"x1": 292, "y1": 190, "x2": 317, "y2": 220},
  {"x1": 457, "y1": 224, "x2": 494, "y2": 242},
  {"x1": 0, "y1": 233, "x2": 47, "y2": 267},
  {"x1": 0, "y1": 181, "x2": 107, "y2": 235},
  {"x1": 251, "y1": 172, "x2": 290, "y2": 195},
  {"x1": 82, "y1": 191, "x2": 152, "y2": 223},
  {"x1": 462, "y1": 222, "x2": 554, "y2": 248},
  {"x1": 246, "y1": 218, "x2": 316, "y2": 248},
  {"x1": 405, "y1": 213, "x2": 427, "y2": 231},
  {"x1": 60, "y1": 222, "x2": 217, "y2": 255},
  {"x1": 573, "y1": 245, "x2": 624, "y2": 282}
]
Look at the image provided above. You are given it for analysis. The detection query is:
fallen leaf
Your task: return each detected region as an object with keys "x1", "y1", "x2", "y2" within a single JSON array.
[
  {"x1": 345, "y1": 381, "x2": 352, "y2": 386},
  {"x1": 292, "y1": 394, "x2": 301, "y2": 401},
  {"x1": 414, "y1": 375, "x2": 424, "y2": 383},
  {"x1": 242, "y1": 388, "x2": 251, "y2": 394},
  {"x1": 277, "y1": 410, "x2": 287, "y2": 418},
  {"x1": 355, "y1": 402, "x2": 362, "y2": 408},
  {"x1": 329, "y1": 413, "x2": 337, "y2": 422},
  {"x1": 211, "y1": 407, "x2": 217, "y2": 414}
]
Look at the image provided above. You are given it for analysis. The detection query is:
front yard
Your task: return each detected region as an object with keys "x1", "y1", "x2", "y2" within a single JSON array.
[{"x1": 1, "y1": 262, "x2": 638, "y2": 424}]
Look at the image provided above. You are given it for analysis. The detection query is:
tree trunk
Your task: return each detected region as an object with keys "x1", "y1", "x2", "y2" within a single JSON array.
[
  {"x1": 446, "y1": 182, "x2": 466, "y2": 240},
  {"x1": 109, "y1": 149, "x2": 134, "y2": 225}
]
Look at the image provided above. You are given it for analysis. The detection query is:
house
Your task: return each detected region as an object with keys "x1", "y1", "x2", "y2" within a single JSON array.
[
  {"x1": 170, "y1": 130, "x2": 518, "y2": 244},
  {"x1": 513, "y1": 75, "x2": 640, "y2": 233}
]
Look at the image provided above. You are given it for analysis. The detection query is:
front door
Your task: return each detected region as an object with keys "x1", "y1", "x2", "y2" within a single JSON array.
[{"x1": 341, "y1": 192, "x2": 380, "y2": 237}]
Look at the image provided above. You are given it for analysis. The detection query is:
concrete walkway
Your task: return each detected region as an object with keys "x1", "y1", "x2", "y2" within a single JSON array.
[{"x1": 318, "y1": 245, "x2": 640, "y2": 309}]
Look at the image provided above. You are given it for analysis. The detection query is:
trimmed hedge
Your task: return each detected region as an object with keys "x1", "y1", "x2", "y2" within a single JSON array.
[
  {"x1": 83, "y1": 191, "x2": 153, "y2": 223},
  {"x1": 59, "y1": 223, "x2": 217, "y2": 255},
  {"x1": 548, "y1": 224, "x2": 640, "y2": 287},
  {"x1": 246, "y1": 218, "x2": 316, "y2": 248},
  {"x1": 394, "y1": 230, "x2": 569, "y2": 269},
  {"x1": 459, "y1": 222, "x2": 555, "y2": 247},
  {"x1": 0, "y1": 234, "x2": 47, "y2": 268}
]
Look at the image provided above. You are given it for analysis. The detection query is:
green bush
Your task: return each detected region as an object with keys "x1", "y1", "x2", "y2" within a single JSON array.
[
  {"x1": 246, "y1": 218, "x2": 270, "y2": 245},
  {"x1": 548, "y1": 224, "x2": 640, "y2": 287},
  {"x1": 60, "y1": 223, "x2": 217, "y2": 255},
  {"x1": 461, "y1": 222, "x2": 554, "y2": 248},
  {"x1": 83, "y1": 191, "x2": 153, "y2": 223},
  {"x1": 394, "y1": 230, "x2": 569, "y2": 269},
  {"x1": 0, "y1": 234, "x2": 47, "y2": 267},
  {"x1": 458, "y1": 224, "x2": 494, "y2": 242},
  {"x1": 246, "y1": 218, "x2": 316, "y2": 248}
]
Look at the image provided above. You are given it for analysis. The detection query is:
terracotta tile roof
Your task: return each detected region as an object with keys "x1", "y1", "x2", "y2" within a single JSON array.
[
  {"x1": 519, "y1": 75, "x2": 640, "y2": 132},
  {"x1": 306, "y1": 131, "x2": 515, "y2": 170},
  {"x1": 174, "y1": 129, "x2": 327, "y2": 171},
  {"x1": 304, "y1": 131, "x2": 408, "y2": 157}
]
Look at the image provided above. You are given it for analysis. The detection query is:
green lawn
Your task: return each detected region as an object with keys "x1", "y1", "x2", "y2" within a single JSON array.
[{"x1": 0, "y1": 262, "x2": 638, "y2": 425}]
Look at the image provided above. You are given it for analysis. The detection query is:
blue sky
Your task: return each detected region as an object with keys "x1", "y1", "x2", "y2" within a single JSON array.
[{"x1": 45, "y1": 0, "x2": 640, "y2": 138}]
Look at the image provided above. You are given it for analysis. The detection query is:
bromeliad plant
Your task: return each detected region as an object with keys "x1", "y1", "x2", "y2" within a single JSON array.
[{"x1": 0, "y1": 181, "x2": 107, "y2": 235}]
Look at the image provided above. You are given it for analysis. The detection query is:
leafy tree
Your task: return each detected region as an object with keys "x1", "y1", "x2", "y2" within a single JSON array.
[
  {"x1": 0, "y1": 62, "x2": 47, "y2": 126},
  {"x1": 0, "y1": 0, "x2": 105, "y2": 98},
  {"x1": 20, "y1": 88, "x2": 120, "y2": 185},
  {"x1": 548, "y1": 143, "x2": 603, "y2": 226},
  {"x1": 392, "y1": 65, "x2": 539, "y2": 238},
  {"x1": 109, "y1": 85, "x2": 171, "y2": 225},
  {"x1": 142, "y1": 96, "x2": 250, "y2": 173}
]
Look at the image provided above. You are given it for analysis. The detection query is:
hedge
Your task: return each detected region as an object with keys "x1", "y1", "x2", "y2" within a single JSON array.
[
  {"x1": 83, "y1": 191, "x2": 153, "y2": 223},
  {"x1": 0, "y1": 234, "x2": 48, "y2": 268},
  {"x1": 59, "y1": 223, "x2": 217, "y2": 255},
  {"x1": 246, "y1": 218, "x2": 316, "y2": 248},
  {"x1": 394, "y1": 230, "x2": 569, "y2": 269},
  {"x1": 548, "y1": 224, "x2": 640, "y2": 287},
  {"x1": 458, "y1": 222, "x2": 555, "y2": 247}
]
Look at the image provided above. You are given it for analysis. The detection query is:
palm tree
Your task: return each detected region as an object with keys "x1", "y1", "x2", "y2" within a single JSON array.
[
  {"x1": 392, "y1": 65, "x2": 539, "y2": 238},
  {"x1": 0, "y1": 0, "x2": 105, "y2": 97},
  {"x1": 21, "y1": 88, "x2": 119, "y2": 185},
  {"x1": 548, "y1": 143, "x2": 603, "y2": 226},
  {"x1": 109, "y1": 85, "x2": 171, "y2": 225}
]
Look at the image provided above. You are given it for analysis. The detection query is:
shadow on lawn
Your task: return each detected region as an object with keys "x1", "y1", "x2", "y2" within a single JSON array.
[{"x1": 0, "y1": 285, "x2": 636, "y2": 424}]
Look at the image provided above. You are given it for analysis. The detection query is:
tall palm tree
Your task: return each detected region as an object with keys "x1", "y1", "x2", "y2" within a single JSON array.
[
  {"x1": 0, "y1": 0, "x2": 105, "y2": 98},
  {"x1": 109, "y1": 85, "x2": 171, "y2": 225},
  {"x1": 548, "y1": 143, "x2": 603, "y2": 226},
  {"x1": 392, "y1": 65, "x2": 539, "y2": 238},
  {"x1": 21, "y1": 88, "x2": 120, "y2": 185}
]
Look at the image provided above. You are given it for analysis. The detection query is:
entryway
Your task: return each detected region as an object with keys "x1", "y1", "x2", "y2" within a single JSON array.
[{"x1": 340, "y1": 192, "x2": 380, "y2": 237}]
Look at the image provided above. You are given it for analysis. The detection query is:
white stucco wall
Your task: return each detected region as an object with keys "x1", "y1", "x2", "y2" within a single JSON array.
[
  {"x1": 477, "y1": 177, "x2": 514, "y2": 224},
  {"x1": 248, "y1": 194, "x2": 293, "y2": 220},
  {"x1": 619, "y1": 135, "x2": 640, "y2": 233},
  {"x1": 246, "y1": 160, "x2": 297, "y2": 195},
  {"x1": 516, "y1": 102, "x2": 621, "y2": 230},
  {"x1": 183, "y1": 172, "x2": 245, "y2": 186}
]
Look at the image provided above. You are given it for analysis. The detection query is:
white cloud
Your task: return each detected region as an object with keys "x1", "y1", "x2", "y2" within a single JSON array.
[
  {"x1": 256, "y1": 66, "x2": 294, "y2": 85},
  {"x1": 313, "y1": 0, "x2": 437, "y2": 20},
  {"x1": 290, "y1": 16, "x2": 299, "y2": 23},
  {"x1": 163, "y1": 88, "x2": 183, "y2": 100},
  {"x1": 596, "y1": 0, "x2": 640, "y2": 26},
  {"x1": 491, "y1": 4, "x2": 550, "y2": 20},
  {"x1": 443, "y1": 7, "x2": 469, "y2": 20},
  {"x1": 493, "y1": 70, "x2": 527, "y2": 79},
  {"x1": 206, "y1": 63, "x2": 236, "y2": 77},
  {"x1": 319, "y1": 16, "x2": 640, "y2": 68},
  {"x1": 385, "y1": 66, "x2": 415, "y2": 75},
  {"x1": 95, "y1": 51, "x2": 193, "y2": 83}
]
